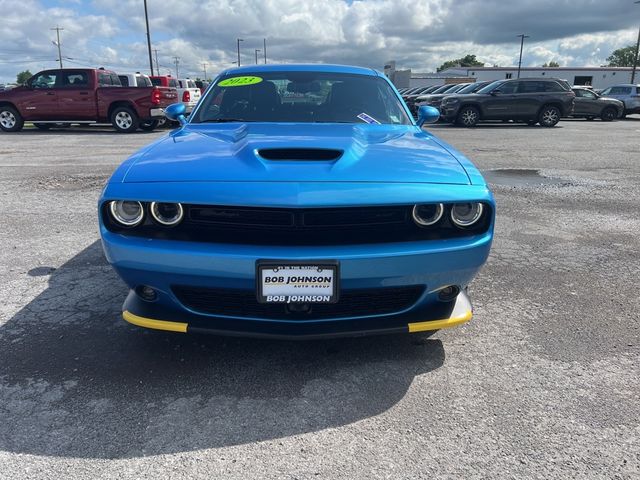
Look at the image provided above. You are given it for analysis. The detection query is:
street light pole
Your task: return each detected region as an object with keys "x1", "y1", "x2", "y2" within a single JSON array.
[
  {"x1": 50, "y1": 26, "x2": 64, "y2": 68},
  {"x1": 202, "y1": 62, "x2": 208, "y2": 81},
  {"x1": 173, "y1": 56, "x2": 180, "y2": 78},
  {"x1": 263, "y1": 38, "x2": 267, "y2": 64},
  {"x1": 632, "y1": 1, "x2": 640, "y2": 84},
  {"x1": 143, "y1": 0, "x2": 154, "y2": 76},
  {"x1": 516, "y1": 34, "x2": 530, "y2": 79},
  {"x1": 237, "y1": 38, "x2": 244, "y2": 66},
  {"x1": 255, "y1": 49, "x2": 261, "y2": 64}
]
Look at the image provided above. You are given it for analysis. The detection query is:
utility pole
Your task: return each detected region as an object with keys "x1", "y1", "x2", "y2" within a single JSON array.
[
  {"x1": 173, "y1": 56, "x2": 180, "y2": 78},
  {"x1": 516, "y1": 34, "x2": 530, "y2": 78},
  {"x1": 237, "y1": 38, "x2": 243, "y2": 66},
  {"x1": 255, "y1": 49, "x2": 261, "y2": 64},
  {"x1": 153, "y1": 49, "x2": 160, "y2": 77},
  {"x1": 263, "y1": 38, "x2": 267, "y2": 64},
  {"x1": 201, "y1": 62, "x2": 208, "y2": 80},
  {"x1": 632, "y1": 1, "x2": 640, "y2": 84},
  {"x1": 143, "y1": 0, "x2": 154, "y2": 76},
  {"x1": 50, "y1": 26, "x2": 64, "y2": 68}
]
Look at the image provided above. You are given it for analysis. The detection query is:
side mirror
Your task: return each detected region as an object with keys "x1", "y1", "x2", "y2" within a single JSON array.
[
  {"x1": 417, "y1": 105, "x2": 439, "y2": 127},
  {"x1": 165, "y1": 102, "x2": 187, "y2": 125},
  {"x1": 490, "y1": 89, "x2": 502, "y2": 96}
]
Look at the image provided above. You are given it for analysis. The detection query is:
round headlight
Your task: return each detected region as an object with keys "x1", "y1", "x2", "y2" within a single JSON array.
[
  {"x1": 412, "y1": 203, "x2": 444, "y2": 226},
  {"x1": 150, "y1": 202, "x2": 184, "y2": 226},
  {"x1": 450, "y1": 202, "x2": 484, "y2": 227},
  {"x1": 109, "y1": 200, "x2": 144, "y2": 227}
]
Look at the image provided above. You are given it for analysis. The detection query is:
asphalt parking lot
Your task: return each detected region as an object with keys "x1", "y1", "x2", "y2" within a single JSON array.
[{"x1": 1, "y1": 118, "x2": 639, "y2": 479}]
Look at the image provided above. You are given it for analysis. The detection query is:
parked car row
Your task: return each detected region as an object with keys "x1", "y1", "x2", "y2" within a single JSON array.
[
  {"x1": 405, "y1": 78, "x2": 636, "y2": 127},
  {"x1": 0, "y1": 67, "x2": 211, "y2": 134}
]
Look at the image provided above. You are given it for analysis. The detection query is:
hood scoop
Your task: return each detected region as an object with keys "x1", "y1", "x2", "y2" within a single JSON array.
[{"x1": 257, "y1": 148, "x2": 343, "y2": 161}]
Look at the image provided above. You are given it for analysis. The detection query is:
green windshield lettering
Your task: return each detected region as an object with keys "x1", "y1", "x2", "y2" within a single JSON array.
[{"x1": 218, "y1": 76, "x2": 263, "y2": 87}]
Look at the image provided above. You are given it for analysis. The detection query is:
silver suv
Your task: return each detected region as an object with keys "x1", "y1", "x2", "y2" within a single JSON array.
[{"x1": 598, "y1": 84, "x2": 640, "y2": 117}]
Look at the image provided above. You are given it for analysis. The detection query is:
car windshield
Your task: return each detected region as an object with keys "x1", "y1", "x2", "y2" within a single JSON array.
[
  {"x1": 449, "y1": 83, "x2": 470, "y2": 93},
  {"x1": 458, "y1": 83, "x2": 482, "y2": 94},
  {"x1": 431, "y1": 84, "x2": 453, "y2": 94},
  {"x1": 191, "y1": 71, "x2": 412, "y2": 125},
  {"x1": 476, "y1": 80, "x2": 505, "y2": 94}
]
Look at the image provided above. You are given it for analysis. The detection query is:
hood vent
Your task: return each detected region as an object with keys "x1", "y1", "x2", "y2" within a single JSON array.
[{"x1": 258, "y1": 148, "x2": 343, "y2": 161}]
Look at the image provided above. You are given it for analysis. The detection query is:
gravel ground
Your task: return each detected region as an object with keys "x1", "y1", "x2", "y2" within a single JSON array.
[{"x1": 0, "y1": 119, "x2": 639, "y2": 479}]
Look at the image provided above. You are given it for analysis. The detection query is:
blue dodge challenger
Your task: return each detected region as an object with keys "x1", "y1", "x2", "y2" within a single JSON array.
[{"x1": 99, "y1": 64, "x2": 494, "y2": 339}]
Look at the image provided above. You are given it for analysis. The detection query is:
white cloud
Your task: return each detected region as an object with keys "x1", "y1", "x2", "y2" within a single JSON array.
[{"x1": 1, "y1": 0, "x2": 638, "y2": 83}]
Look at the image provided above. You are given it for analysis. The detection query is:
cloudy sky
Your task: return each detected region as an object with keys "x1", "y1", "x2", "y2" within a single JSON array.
[{"x1": 0, "y1": 0, "x2": 639, "y2": 83}]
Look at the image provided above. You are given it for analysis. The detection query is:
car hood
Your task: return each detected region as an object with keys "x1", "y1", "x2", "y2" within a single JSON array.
[
  {"x1": 416, "y1": 93, "x2": 451, "y2": 103},
  {"x1": 599, "y1": 96, "x2": 624, "y2": 104},
  {"x1": 122, "y1": 123, "x2": 471, "y2": 184}
]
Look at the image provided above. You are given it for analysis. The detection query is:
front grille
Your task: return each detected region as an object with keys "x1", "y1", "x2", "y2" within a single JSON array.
[
  {"x1": 102, "y1": 203, "x2": 492, "y2": 245},
  {"x1": 172, "y1": 285, "x2": 425, "y2": 320}
]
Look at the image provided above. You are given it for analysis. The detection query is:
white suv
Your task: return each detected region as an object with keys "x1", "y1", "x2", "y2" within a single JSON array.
[{"x1": 599, "y1": 84, "x2": 640, "y2": 117}]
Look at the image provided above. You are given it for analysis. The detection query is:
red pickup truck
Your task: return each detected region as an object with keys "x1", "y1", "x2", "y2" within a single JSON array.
[{"x1": 0, "y1": 68, "x2": 177, "y2": 133}]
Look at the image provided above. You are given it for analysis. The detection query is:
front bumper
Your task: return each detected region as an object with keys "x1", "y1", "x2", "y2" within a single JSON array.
[
  {"x1": 101, "y1": 228, "x2": 492, "y2": 338},
  {"x1": 121, "y1": 288, "x2": 474, "y2": 339},
  {"x1": 440, "y1": 104, "x2": 461, "y2": 122}
]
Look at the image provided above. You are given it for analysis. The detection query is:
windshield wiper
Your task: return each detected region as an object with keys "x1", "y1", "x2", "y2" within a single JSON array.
[{"x1": 199, "y1": 118, "x2": 253, "y2": 123}]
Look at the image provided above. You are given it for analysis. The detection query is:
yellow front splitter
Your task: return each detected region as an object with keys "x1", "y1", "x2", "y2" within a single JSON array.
[
  {"x1": 123, "y1": 310, "x2": 187, "y2": 333},
  {"x1": 123, "y1": 290, "x2": 473, "y2": 336}
]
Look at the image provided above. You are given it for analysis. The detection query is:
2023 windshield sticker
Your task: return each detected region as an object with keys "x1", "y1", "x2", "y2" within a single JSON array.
[{"x1": 218, "y1": 76, "x2": 264, "y2": 87}]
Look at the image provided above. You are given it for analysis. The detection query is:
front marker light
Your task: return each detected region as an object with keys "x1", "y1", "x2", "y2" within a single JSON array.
[
  {"x1": 412, "y1": 203, "x2": 444, "y2": 226},
  {"x1": 109, "y1": 200, "x2": 144, "y2": 227},
  {"x1": 150, "y1": 202, "x2": 184, "y2": 226},
  {"x1": 451, "y1": 202, "x2": 484, "y2": 227}
]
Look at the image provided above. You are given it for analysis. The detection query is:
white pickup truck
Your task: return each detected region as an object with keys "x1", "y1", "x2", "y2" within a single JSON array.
[
  {"x1": 176, "y1": 78, "x2": 201, "y2": 114},
  {"x1": 118, "y1": 72, "x2": 153, "y2": 88}
]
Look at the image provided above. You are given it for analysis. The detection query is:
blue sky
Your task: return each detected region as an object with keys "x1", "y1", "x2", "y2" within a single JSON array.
[{"x1": 1, "y1": 0, "x2": 639, "y2": 83}]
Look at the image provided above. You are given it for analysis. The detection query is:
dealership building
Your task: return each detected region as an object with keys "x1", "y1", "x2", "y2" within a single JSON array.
[{"x1": 384, "y1": 61, "x2": 637, "y2": 89}]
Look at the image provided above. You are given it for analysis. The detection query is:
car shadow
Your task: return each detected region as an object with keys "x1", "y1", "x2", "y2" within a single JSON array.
[{"x1": 0, "y1": 241, "x2": 445, "y2": 459}]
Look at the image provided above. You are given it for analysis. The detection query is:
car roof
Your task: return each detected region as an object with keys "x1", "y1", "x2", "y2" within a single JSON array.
[
  {"x1": 506, "y1": 77, "x2": 562, "y2": 81},
  {"x1": 219, "y1": 63, "x2": 379, "y2": 77}
]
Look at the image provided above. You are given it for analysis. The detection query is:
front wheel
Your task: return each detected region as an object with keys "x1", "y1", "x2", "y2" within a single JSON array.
[
  {"x1": 600, "y1": 107, "x2": 617, "y2": 122},
  {"x1": 139, "y1": 119, "x2": 159, "y2": 131},
  {"x1": 538, "y1": 105, "x2": 560, "y2": 127},
  {"x1": 111, "y1": 106, "x2": 139, "y2": 133},
  {"x1": 0, "y1": 105, "x2": 24, "y2": 132},
  {"x1": 456, "y1": 106, "x2": 480, "y2": 127}
]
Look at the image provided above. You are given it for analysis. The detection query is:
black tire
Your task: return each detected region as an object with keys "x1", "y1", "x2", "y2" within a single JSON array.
[
  {"x1": 456, "y1": 106, "x2": 480, "y2": 127},
  {"x1": 110, "y1": 106, "x2": 139, "y2": 133},
  {"x1": 538, "y1": 105, "x2": 561, "y2": 127},
  {"x1": 600, "y1": 107, "x2": 617, "y2": 122},
  {"x1": 139, "y1": 119, "x2": 159, "y2": 131},
  {"x1": 33, "y1": 123, "x2": 51, "y2": 130},
  {"x1": 0, "y1": 105, "x2": 24, "y2": 132}
]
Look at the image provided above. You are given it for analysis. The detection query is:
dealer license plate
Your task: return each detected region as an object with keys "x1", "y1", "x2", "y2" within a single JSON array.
[{"x1": 257, "y1": 262, "x2": 339, "y2": 304}]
